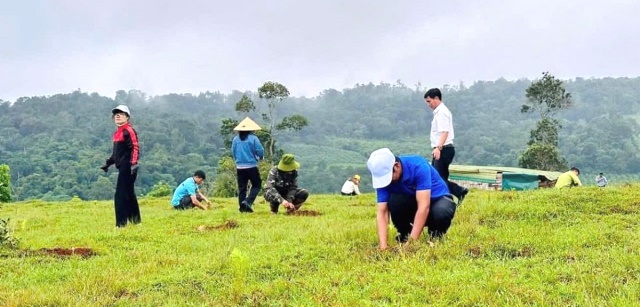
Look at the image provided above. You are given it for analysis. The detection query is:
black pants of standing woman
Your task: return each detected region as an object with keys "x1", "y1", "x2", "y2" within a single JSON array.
[
  {"x1": 115, "y1": 164, "x2": 141, "y2": 227},
  {"x1": 237, "y1": 167, "x2": 262, "y2": 210}
]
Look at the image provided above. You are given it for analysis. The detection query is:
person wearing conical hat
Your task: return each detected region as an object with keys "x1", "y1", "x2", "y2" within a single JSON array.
[
  {"x1": 263, "y1": 154, "x2": 309, "y2": 214},
  {"x1": 232, "y1": 117, "x2": 265, "y2": 213},
  {"x1": 340, "y1": 174, "x2": 361, "y2": 196}
]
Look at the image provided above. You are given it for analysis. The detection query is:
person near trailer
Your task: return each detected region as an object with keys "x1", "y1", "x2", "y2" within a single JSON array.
[{"x1": 424, "y1": 88, "x2": 469, "y2": 205}]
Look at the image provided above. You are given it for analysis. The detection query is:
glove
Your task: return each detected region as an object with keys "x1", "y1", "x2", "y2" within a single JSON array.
[
  {"x1": 100, "y1": 165, "x2": 109, "y2": 173},
  {"x1": 131, "y1": 164, "x2": 139, "y2": 175}
]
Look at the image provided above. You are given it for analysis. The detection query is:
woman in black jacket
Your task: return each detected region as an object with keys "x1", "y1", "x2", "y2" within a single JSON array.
[{"x1": 100, "y1": 105, "x2": 141, "y2": 227}]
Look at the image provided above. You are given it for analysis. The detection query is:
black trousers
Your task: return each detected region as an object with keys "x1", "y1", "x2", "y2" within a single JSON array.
[
  {"x1": 269, "y1": 189, "x2": 309, "y2": 213},
  {"x1": 432, "y1": 146, "x2": 465, "y2": 199},
  {"x1": 387, "y1": 193, "x2": 456, "y2": 239},
  {"x1": 174, "y1": 194, "x2": 204, "y2": 210},
  {"x1": 114, "y1": 164, "x2": 141, "y2": 227},
  {"x1": 237, "y1": 167, "x2": 262, "y2": 208}
]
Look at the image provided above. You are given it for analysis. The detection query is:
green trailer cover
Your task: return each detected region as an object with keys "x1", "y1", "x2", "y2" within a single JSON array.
[{"x1": 501, "y1": 172, "x2": 539, "y2": 190}]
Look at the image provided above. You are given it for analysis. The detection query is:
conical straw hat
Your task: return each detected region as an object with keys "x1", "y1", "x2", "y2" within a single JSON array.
[{"x1": 233, "y1": 117, "x2": 262, "y2": 131}]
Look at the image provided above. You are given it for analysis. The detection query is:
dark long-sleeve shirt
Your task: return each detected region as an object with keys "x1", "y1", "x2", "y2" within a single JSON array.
[
  {"x1": 264, "y1": 166, "x2": 298, "y2": 204},
  {"x1": 106, "y1": 122, "x2": 139, "y2": 168}
]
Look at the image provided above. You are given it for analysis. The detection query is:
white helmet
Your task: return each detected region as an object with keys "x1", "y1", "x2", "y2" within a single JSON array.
[{"x1": 111, "y1": 105, "x2": 131, "y2": 117}]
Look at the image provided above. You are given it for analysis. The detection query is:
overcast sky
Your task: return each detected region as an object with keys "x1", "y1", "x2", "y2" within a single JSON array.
[{"x1": 1, "y1": 0, "x2": 638, "y2": 101}]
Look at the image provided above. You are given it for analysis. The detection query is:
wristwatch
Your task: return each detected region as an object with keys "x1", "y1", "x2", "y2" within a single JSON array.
[{"x1": 437, "y1": 145, "x2": 443, "y2": 150}]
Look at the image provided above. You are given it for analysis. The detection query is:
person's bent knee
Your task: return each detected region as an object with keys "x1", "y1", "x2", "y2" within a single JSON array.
[
  {"x1": 430, "y1": 196, "x2": 456, "y2": 220},
  {"x1": 293, "y1": 189, "x2": 309, "y2": 205},
  {"x1": 427, "y1": 196, "x2": 456, "y2": 236},
  {"x1": 269, "y1": 201, "x2": 280, "y2": 213}
]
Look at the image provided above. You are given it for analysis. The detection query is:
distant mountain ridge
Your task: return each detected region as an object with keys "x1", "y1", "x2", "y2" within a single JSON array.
[{"x1": 1, "y1": 77, "x2": 639, "y2": 200}]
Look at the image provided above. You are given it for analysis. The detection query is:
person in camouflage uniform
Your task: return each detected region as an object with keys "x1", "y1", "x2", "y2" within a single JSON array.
[{"x1": 264, "y1": 154, "x2": 309, "y2": 214}]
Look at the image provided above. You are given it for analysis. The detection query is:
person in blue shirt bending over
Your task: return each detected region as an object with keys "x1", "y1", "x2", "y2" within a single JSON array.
[
  {"x1": 367, "y1": 148, "x2": 457, "y2": 250},
  {"x1": 171, "y1": 170, "x2": 212, "y2": 210},
  {"x1": 231, "y1": 117, "x2": 265, "y2": 213}
]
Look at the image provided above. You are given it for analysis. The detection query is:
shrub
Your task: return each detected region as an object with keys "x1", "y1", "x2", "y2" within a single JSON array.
[
  {"x1": 0, "y1": 218, "x2": 18, "y2": 249},
  {"x1": 0, "y1": 164, "x2": 10, "y2": 203},
  {"x1": 147, "y1": 182, "x2": 173, "y2": 198}
]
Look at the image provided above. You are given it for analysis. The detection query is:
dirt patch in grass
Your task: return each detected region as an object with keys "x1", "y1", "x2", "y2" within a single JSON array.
[
  {"x1": 349, "y1": 202, "x2": 374, "y2": 207},
  {"x1": 287, "y1": 210, "x2": 322, "y2": 216},
  {"x1": 494, "y1": 245, "x2": 534, "y2": 259},
  {"x1": 197, "y1": 220, "x2": 239, "y2": 232},
  {"x1": 467, "y1": 246, "x2": 482, "y2": 258},
  {"x1": 478, "y1": 217, "x2": 499, "y2": 228},
  {"x1": 40, "y1": 247, "x2": 95, "y2": 258},
  {"x1": 607, "y1": 204, "x2": 637, "y2": 214},
  {"x1": 115, "y1": 289, "x2": 138, "y2": 299}
]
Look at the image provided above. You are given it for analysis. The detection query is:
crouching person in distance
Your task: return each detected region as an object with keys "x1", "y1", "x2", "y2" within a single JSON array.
[
  {"x1": 171, "y1": 170, "x2": 212, "y2": 210},
  {"x1": 367, "y1": 148, "x2": 457, "y2": 250},
  {"x1": 341, "y1": 174, "x2": 361, "y2": 196},
  {"x1": 264, "y1": 154, "x2": 309, "y2": 214}
]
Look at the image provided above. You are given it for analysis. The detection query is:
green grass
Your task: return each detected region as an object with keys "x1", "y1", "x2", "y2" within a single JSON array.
[{"x1": 1, "y1": 186, "x2": 640, "y2": 306}]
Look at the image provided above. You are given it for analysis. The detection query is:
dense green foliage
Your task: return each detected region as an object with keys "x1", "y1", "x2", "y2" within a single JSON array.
[
  {"x1": 1, "y1": 77, "x2": 640, "y2": 201},
  {"x1": 519, "y1": 72, "x2": 572, "y2": 171},
  {"x1": 0, "y1": 165, "x2": 10, "y2": 202},
  {"x1": 0, "y1": 218, "x2": 18, "y2": 249},
  {"x1": 1, "y1": 187, "x2": 639, "y2": 305},
  {"x1": 214, "y1": 82, "x2": 309, "y2": 197}
]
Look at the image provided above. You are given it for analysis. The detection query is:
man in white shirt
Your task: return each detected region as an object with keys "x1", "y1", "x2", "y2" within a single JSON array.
[{"x1": 425, "y1": 88, "x2": 469, "y2": 205}]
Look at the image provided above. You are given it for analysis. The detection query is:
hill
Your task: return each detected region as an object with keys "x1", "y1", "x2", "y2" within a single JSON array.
[
  {"x1": 1, "y1": 187, "x2": 639, "y2": 305},
  {"x1": 1, "y1": 77, "x2": 640, "y2": 200}
]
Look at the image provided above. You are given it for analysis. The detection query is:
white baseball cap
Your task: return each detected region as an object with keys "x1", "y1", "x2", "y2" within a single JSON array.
[
  {"x1": 111, "y1": 105, "x2": 131, "y2": 117},
  {"x1": 367, "y1": 148, "x2": 396, "y2": 188}
]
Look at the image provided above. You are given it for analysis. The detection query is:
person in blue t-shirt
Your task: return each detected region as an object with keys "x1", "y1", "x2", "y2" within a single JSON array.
[
  {"x1": 171, "y1": 170, "x2": 212, "y2": 210},
  {"x1": 367, "y1": 148, "x2": 457, "y2": 250},
  {"x1": 231, "y1": 117, "x2": 265, "y2": 213}
]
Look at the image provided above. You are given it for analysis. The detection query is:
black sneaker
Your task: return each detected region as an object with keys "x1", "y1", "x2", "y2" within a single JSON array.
[
  {"x1": 395, "y1": 233, "x2": 409, "y2": 243},
  {"x1": 240, "y1": 201, "x2": 253, "y2": 213},
  {"x1": 458, "y1": 188, "x2": 469, "y2": 206},
  {"x1": 244, "y1": 201, "x2": 254, "y2": 213}
]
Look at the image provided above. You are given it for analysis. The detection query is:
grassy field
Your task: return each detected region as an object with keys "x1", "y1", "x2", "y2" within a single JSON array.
[{"x1": 1, "y1": 186, "x2": 640, "y2": 306}]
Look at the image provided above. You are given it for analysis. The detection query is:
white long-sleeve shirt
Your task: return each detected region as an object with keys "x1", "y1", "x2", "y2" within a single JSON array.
[
  {"x1": 341, "y1": 180, "x2": 361, "y2": 195},
  {"x1": 430, "y1": 103, "x2": 455, "y2": 148}
]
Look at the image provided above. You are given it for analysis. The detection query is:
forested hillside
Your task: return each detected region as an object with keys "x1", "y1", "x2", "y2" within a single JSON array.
[{"x1": 1, "y1": 77, "x2": 639, "y2": 201}]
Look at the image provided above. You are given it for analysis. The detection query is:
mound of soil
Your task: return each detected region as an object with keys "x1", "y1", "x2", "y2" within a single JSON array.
[
  {"x1": 197, "y1": 220, "x2": 239, "y2": 232},
  {"x1": 40, "y1": 247, "x2": 94, "y2": 258},
  {"x1": 287, "y1": 210, "x2": 322, "y2": 216}
]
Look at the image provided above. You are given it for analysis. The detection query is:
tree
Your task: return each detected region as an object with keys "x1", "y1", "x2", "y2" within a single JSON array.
[
  {"x1": 518, "y1": 143, "x2": 567, "y2": 171},
  {"x1": 212, "y1": 156, "x2": 238, "y2": 198},
  {"x1": 521, "y1": 72, "x2": 573, "y2": 118},
  {"x1": 0, "y1": 164, "x2": 10, "y2": 203},
  {"x1": 519, "y1": 72, "x2": 572, "y2": 171},
  {"x1": 217, "y1": 93, "x2": 279, "y2": 198},
  {"x1": 257, "y1": 81, "x2": 309, "y2": 162}
]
